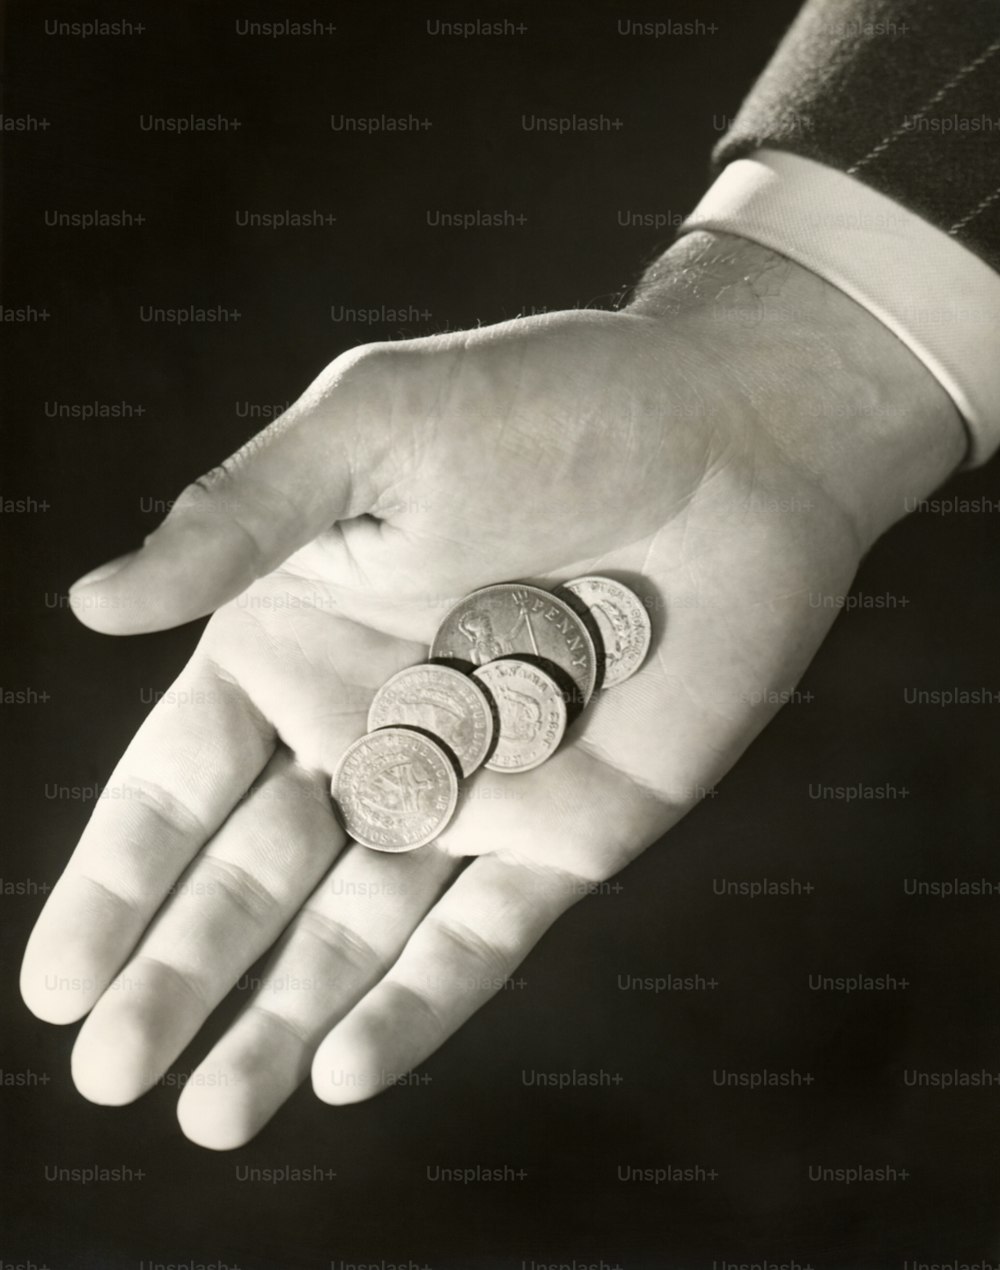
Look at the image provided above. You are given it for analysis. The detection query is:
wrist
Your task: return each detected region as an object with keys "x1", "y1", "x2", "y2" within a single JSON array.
[{"x1": 626, "y1": 230, "x2": 968, "y2": 550}]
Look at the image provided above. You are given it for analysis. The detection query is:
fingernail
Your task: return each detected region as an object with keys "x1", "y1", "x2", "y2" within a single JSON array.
[{"x1": 69, "y1": 551, "x2": 139, "y2": 592}]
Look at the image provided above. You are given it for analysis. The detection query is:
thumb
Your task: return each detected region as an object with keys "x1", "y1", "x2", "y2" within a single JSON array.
[{"x1": 68, "y1": 347, "x2": 393, "y2": 635}]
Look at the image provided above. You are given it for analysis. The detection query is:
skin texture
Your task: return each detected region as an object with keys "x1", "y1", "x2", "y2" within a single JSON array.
[{"x1": 20, "y1": 231, "x2": 966, "y2": 1149}]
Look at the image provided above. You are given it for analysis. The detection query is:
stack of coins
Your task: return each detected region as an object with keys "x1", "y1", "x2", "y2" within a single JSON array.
[{"x1": 332, "y1": 577, "x2": 652, "y2": 853}]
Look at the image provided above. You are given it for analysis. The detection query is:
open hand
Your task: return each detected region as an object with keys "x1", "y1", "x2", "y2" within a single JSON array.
[{"x1": 20, "y1": 231, "x2": 963, "y2": 1148}]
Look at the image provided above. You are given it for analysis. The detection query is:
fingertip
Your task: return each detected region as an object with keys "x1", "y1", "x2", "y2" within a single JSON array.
[
  {"x1": 67, "y1": 589, "x2": 137, "y2": 635},
  {"x1": 67, "y1": 569, "x2": 179, "y2": 635},
  {"x1": 311, "y1": 1023, "x2": 398, "y2": 1105},
  {"x1": 69, "y1": 551, "x2": 139, "y2": 593},
  {"x1": 68, "y1": 550, "x2": 167, "y2": 635},
  {"x1": 70, "y1": 976, "x2": 183, "y2": 1106},
  {"x1": 19, "y1": 973, "x2": 91, "y2": 1025},
  {"x1": 177, "y1": 1075, "x2": 257, "y2": 1152},
  {"x1": 20, "y1": 885, "x2": 144, "y2": 1022},
  {"x1": 71, "y1": 1027, "x2": 148, "y2": 1106},
  {"x1": 20, "y1": 939, "x2": 101, "y2": 1025},
  {"x1": 176, "y1": 1023, "x2": 302, "y2": 1149}
]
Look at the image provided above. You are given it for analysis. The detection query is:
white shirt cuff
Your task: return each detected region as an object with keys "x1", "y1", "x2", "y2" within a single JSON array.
[{"x1": 679, "y1": 148, "x2": 1000, "y2": 468}]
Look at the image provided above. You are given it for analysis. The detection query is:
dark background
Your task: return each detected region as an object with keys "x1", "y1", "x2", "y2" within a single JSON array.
[{"x1": 3, "y1": 1, "x2": 1000, "y2": 1266}]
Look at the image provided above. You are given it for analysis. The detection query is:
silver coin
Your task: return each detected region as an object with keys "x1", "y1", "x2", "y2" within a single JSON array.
[
  {"x1": 332, "y1": 727, "x2": 458, "y2": 852},
  {"x1": 367, "y1": 663, "x2": 494, "y2": 777},
  {"x1": 431, "y1": 583, "x2": 597, "y2": 705},
  {"x1": 473, "y1": 658, "x2": 568, "y2": 774},
  {"x1": 561, "y1": 575, "x2": 652, "y2": 688}
]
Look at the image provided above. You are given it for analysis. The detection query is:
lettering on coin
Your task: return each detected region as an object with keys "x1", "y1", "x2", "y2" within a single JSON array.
[{"x1": 432, "y1": 583, "x2": 597, "y2": 704}]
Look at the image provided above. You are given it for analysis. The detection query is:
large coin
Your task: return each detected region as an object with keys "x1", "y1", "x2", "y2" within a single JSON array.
[
  {"x1": 367, "y1": 663, "x2": 494, "y2": 777},
  {"x1": 473, "y1": 658, "x2": 568, "y2": 773},
  {"x1": 431, "y1": 583, "x2": 598, "y2": 705},
  {"x1": 332, "y1": 727, "x2": 458, "y2": 852},
  {"x1": 561, "y1": 575, "x2": 652, "y2": 688}
]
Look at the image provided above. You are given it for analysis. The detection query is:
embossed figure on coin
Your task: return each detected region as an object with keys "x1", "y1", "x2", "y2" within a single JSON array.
[
  {"x1": 473, "y1": 658, "x2": 567, "y2": 773},
  {"x1": 361, "y1": 757, "x2": 435, "y2": 818},
  {"x1": 499, "y1": 686, "x2": 544, "y2": 742},
  {"x1": 432, "y1": 584, "x2": 597, "y2": 703},
  {"x1": 594, "y1": 601, "x2": 630, "y2": 664},
  {"x1": 457, "y1": 606, "x2": 528, "y2": 665},
  {"x1": 561, "y1": 575, "x2": 652, "y2": 688},
  {"x1": 332, "y1": 727, "x2": 458, "y2": 852}
]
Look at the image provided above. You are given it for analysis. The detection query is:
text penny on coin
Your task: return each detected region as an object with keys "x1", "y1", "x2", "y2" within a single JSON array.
[
  {"x1": 332, "y1": 727, "x2": 458, "y2": 852},
  {"x1": 367, "y1": 663, "x2": 494, "y2": 777},
  {"x1": 431, "y1": 583, "x2": 597, "y2": 705},
  {"x1": 561, "y1": 575, "x2": 652, "y2": 688},
  {"x1": 473, "y1": 658, "x2": 568, "y2": 774}
]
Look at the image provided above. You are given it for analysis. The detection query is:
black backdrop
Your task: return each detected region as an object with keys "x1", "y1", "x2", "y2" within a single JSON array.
[{"x1": 3, "y1": 1, "x2": 1000, "y2": 1266}]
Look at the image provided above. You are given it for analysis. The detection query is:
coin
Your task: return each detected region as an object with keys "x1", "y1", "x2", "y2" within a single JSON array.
[
  {"x1": 431, "y1": 583, "x2": 598, "y2": 705},
  {"x1": 473, "y1": 658, "x2": 568, "y2": 773},
  {"x1": 367, "y1": 663, "x2": 494, "y2": 777},
  {"x1": 332, "y1": 727, "x2": 458, "y2": 852},
  {"x1": 561, "y1": 575, "x2": 652, "y2": 688}
]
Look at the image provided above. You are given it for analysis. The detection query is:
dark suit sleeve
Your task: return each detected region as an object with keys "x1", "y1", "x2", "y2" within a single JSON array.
[{"x1": 714, "y1": 0, "x2": 1000, "y2": 273}]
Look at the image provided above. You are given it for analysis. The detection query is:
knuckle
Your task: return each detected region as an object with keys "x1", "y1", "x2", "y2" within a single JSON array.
[
  {"x1": 195, "y1": 855, "x2": 276, "y2": 924},
  {"x1": 117, "y1": 774, "x2": 207, "y2": 841},
  {"x1": 314, "y1": 340, "x2": 393, "y2": 399},
  {"x1": 296, "y1": 908, "x2": 386, "y2": 977},
  {"x1": 384, "y1": 979, "x2": 448, "y2": 1038},
  {"x1": 423, "y1": 916, "x2": 509, "y2": 983}
]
